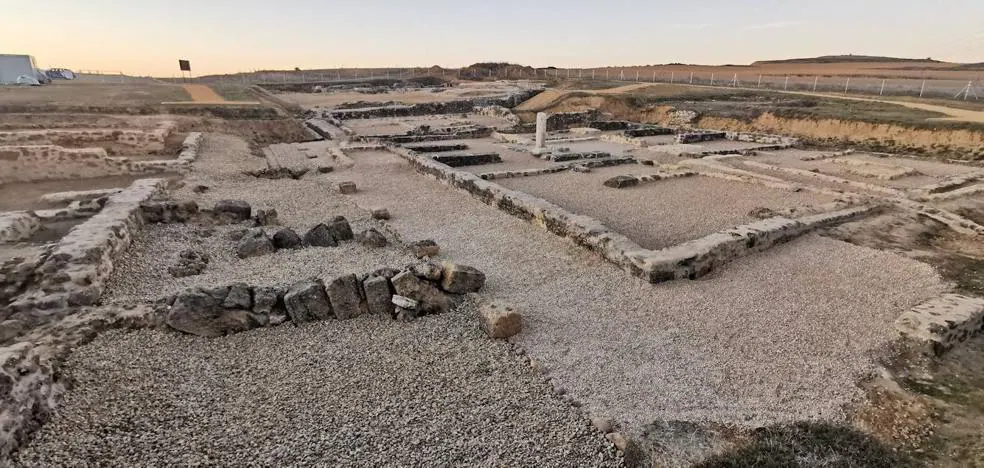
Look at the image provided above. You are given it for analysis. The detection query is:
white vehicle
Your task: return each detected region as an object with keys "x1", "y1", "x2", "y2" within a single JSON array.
[{"x1": 0, "y1": 54, "x2": 47, "y2": 85}]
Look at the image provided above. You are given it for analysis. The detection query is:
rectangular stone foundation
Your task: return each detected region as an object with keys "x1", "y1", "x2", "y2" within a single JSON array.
[
  {"x1": 895, "y1": 294, "x2": 984, "y2": 356},
  {"x1": 389, "y1": 146, "x2": 874, "y2": 284}
]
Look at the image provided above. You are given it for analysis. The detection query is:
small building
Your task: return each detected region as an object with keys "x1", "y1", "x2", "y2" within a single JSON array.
[{"x1": 0, "y1": 54, "x2": 45, "y2": 85}]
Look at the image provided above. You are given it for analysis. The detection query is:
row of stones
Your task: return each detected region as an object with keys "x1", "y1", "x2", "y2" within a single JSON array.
[
  {"x1": 894, "y1": 293, "x2": 984, "y2": 356},
  {"x1": 478, "y1": 157, "x2": 638, "y2": 181},
  {"x1": 602, "y1": 170, "x2": 698, "y2": 189},
  {"x1": 389, "y1": 145, "x2": 875, "y2": 284},
  {"x1": 321, "y1": 90, "x2": 540, "y2": 120},
  {"x1": 163, "y1": 261, "x2": 487, "y2": 338}
]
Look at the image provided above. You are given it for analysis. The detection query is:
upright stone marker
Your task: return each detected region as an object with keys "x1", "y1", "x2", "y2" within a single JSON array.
[{"x1": 534, "y1": 112, "x2": 548, "y2": 155}]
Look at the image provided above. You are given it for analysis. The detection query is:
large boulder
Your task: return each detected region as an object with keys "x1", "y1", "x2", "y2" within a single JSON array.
[
  {"x1": 283, "y1": 279, "x2": 333, "y2": 323},
  {"x1": 272, "y1": 227, "x2": 303, "y2": 250},
  {"x1": 326, "y1": 274, "x2": 367, "y2": 320},
  {"x1": 327, "y1": 216, "x2": 354, "y2": 242},
  {"x1": 214, "y1": 199, "x2": 252, "y2": 221},
  {"x1": 391, "y1": 270, "x2": 451, "y2": 316},
  {"x1": 304, "y1": 223, "x2": 338, "y2": 247},
  {"x1": 363, "y1": 276, "x2": 394, "y2": 316},
  {"x1": 440, "y1": 263, "x2": 486, "y2": 294},
  {"x1": 237, "y1": 229, "x2": 275, "y2": 258},
  {"x1": 166, "y1": 288, "x2": 260, "y2": 338}
]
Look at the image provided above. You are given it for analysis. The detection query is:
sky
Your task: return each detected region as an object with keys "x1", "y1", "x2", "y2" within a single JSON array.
[{"x1": 3, "y1": 0, "x2": 983, "y2": 77}]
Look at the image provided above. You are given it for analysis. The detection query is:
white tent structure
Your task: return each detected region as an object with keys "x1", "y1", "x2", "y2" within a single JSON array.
[{"x1": 0, "y1": 54, "x2": 45, "y2": 85}]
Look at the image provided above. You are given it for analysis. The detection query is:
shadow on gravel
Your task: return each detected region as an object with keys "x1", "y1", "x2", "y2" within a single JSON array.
[{"x1": 693, "y1": 422, "x2": 919, "y2": 468}]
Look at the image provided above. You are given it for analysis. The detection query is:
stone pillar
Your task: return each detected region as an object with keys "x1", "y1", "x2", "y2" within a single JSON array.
[{"x1": 535, "y1": 112, "x2": 547, "y2": 154}]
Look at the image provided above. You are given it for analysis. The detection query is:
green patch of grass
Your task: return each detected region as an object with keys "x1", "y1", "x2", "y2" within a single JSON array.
[{"x1": 696, "y1": 422, "x2": 919, "y2": 468}]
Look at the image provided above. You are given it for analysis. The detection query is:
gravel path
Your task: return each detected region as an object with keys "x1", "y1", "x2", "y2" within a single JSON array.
[
  {"x1": 327, "y1": 149, "x2": 947, "y2": 431},
  {"x1": 498, "y1": 165, "x2": 834, "y2": 249},
  {"x1": 14, "y1": 305, "x2": 620, "y2": 467}
]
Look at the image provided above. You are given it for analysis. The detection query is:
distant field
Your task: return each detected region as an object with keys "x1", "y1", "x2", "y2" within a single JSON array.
[{"x1": 0, "y1": 81, "x2": 190, "y2": 109}]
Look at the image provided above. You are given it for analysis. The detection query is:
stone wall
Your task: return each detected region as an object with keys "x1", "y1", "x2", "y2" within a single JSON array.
[
  {"x1": 389, "y1": 146, "x2": 874, "y2": 284},
  {"x1": 325, "y1": 90, "x2": 540, "y2": 120},
  {"x1": 0, "y1": 121, "x2": 174, "y2": 150},
  {"x1": 6, "y1": 179, "x2": 165, "y2": 319},
  {"x1": 895, "y1": 294, "x2": 984, "y2": 356},
  {"x1": 545, "y1": 110, "x2": 601, "y2": 131}
]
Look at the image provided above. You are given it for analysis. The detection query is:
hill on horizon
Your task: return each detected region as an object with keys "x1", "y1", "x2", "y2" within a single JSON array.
[{"x1": 753, "y1": 55, "x2": 947, "y2": 65}]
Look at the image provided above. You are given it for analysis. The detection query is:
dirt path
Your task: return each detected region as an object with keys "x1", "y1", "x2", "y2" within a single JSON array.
[{"x1": 182, "y1": 84, "x2": 225, "y2": 103}]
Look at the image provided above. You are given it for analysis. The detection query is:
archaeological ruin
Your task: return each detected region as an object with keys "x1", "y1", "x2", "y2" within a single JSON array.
[{"x1": 2, "y1": 75, "x2": 984, "y2": 466}]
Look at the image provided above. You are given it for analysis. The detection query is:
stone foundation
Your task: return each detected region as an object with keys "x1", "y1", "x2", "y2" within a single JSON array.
[
  {"x1": 388, "y1": 146, "x2": 873, "y2": 284},
  {"x1": 7, "y1": 179, "x2": 165, "y2": 318},
  {"x1": 432, "y1": 152, "x2": 502, "y2": 167},
  {"x1": 895, "y1": 294, "x2": 984, "y2": 356}
]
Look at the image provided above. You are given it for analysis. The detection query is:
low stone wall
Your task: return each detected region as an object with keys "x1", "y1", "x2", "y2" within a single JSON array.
[
  {"x1": 39, "y1": 188, "x2": 122, "y2": 205},
  {"x1": 7, "y1": 179, "x2": 165, "y2": 318},
  {"x1": 0, "y1": 303, "x2": 159, "y2": 460},
  {"x1": 0, "y1": 134, "x2": 195, "y2": 184},
  {"x1": 895, "y1": 294, "x2": 984, "y2": 356},
  {"x1": 545, "y1": 151, "x2": 612, "y2": 163},
  {"x1": 676, "y1": 131, "x2": 727, "y2": 144},
  {"x1": 602, "y1": 170, "x2": 697, "y2": 189},
  {"x1": 546, "y1": 110, "x2": 601, "y2": 131},
  {"x1": 0, "y1": 123, "x2": 173, "y2": 149},
  {"x1": 624, "y1": 127, "x2": 674, "y2": 138},
  {"x1": 0, "y1": 212, "x2": 40, "y2": 243},
  {"x1": 725, "y1": 131, "x2": 799, "y2": 146},
  {"x1": 325, "y1": 91, "x2": 539, "y2": 120},
  {"x1": 478, "y1": 157, "x2": 638, "y2": 181},
  {"x1": 388, "y1": 146, "x2": 872, "y2": 284}
]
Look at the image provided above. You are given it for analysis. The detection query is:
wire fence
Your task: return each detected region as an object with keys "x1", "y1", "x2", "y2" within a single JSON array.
[{"x1": 196, "y1": 67, "x2": 981, "y2": 101}]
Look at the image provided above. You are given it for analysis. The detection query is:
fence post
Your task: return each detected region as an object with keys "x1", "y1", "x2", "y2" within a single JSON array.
[
  {"x1": 813, "y1": 76, "x2": 818, "y2": 92},
  {"x1": 844, "y1": 78, "x2": 850, "y2": 94},
  {"x1": 592, "y1": 69, "x2": 595, "y2": 80},
  {"x1": 670, "y1": 72, "x2": 674, "y2": 84},
  {"x1": 919, "y1": 80, "x2": 926, "y2": 98},
  {"x1": 757, "y1": 75, "x2": 762, "y2": 87},
  {"x1": 636, "y1": 70, "x2": 639, "y2": 81},
  {"x1": 690, "y1": 71, "x2": 694, "y2": 84},
  {"x1": 710, "y1": 73, "x2": 714, "y2": 86},
  {"x1": 784, "y1": 75, "x2": 789, "y2": 91},
  {"x1": 879, "y1": 79, "x2": 885, "y2": 96},
  {"x1": 653, "y1": 71, "x2": 656, "y2": 83}
]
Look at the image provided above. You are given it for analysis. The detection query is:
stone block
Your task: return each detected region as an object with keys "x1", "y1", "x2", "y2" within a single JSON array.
[
  {"x1": 327, "y1": 216, "x2": 354, "y2": 241},
  {"x1": 363, "y1": 276, "x2": 395, "y2": 316},
  {"x1": 356, "y1": 228, "x2": 388, "y2": 248},
  {"x1": 214, "y1": 199, "x2": 252, "y2": 221},
  {"x1": 284, "y1": 279, "x2": 333, "y2": 323},
  {"x1": 479, "y1": 301, "x2": 522, "y2": 339},
  {"x1": 272, "y1": 227, "x2": 303, "y2": 249},
  {"x1": 236, "y1": 229, "x2": 275, "y2": 258},
  {"x1": 440, "y1": 263, "x2": 486, "y2": 294},
  {"x1": 408, "y1": 239, "x2": 440, "y2": 259},
  {"x1": 326, "y1": 274, "x2": 367, "y2": 320},
  {"x1": 338, "y1": 181, "x2": 357, "y2": 194}
]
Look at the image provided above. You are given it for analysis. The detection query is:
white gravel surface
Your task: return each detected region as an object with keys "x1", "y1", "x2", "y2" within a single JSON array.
[
  {"x1": 328, "y1": 149, "x2": 947, "y2": 432},
  {"x1": 13, "y1": 305, "x2": 620, "y2": 467},
  {"x1": 497, "y1": 165, "x2": 835, "y2": 249}
]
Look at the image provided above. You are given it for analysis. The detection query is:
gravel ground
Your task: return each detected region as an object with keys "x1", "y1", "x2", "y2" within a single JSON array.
[
  {"x1": 327, "y1": 149, "x2": 947, "y2": 431},
  {"x1": 13, "y1": 304, "x2": 620, "y2": 467},
  {"x1": 497, "y1": 165, "x2": 835, "y2": 249}
]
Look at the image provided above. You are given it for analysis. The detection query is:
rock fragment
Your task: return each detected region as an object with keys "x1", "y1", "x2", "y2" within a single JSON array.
[
  {"x1": 408, "y1": 239, "x2": 440, "y2": 259},
  {"x1": 236, "y1": 229, "x2": 275, "y2": 258},
  {"x1": 479, "y1": 301, "x2": 522, "y2": 339},
  {"x1": 168, "y1": 249, "x2": 209, "y2": 278},
  {"x1": 338, "y1": 181, "x2": 357, "y2": 194},
  {"x1": 304, "y1": 223, "x2": 338, "y2": 247},
  {"x1": 391, "y1": 271, "x2": 451, "y2": 316},
  {"x1": 327, "y1": 216, "x2": 354, "y2": 241},
  {"x1": 370, "y1": 208, "x2": 391, "y2": 220},
  {"x1": 272, "y1": 227, "x2": 303, "y2": 250},
  {"x1": 356, "y1": 228, "x2": 388, "y2": 248},
  {"x1": 440, "y1": 263, "x2": 486, "y2": 294}
]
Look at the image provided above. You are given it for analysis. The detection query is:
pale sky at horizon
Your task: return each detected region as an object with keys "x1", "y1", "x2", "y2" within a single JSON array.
[{"x1": 4, "y1": 0, "x2": 983, "y2": 77}]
